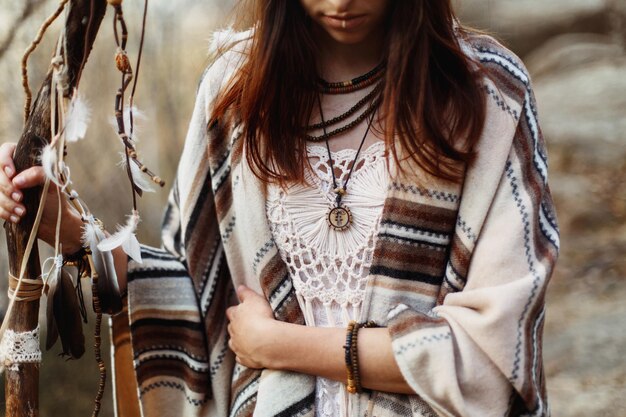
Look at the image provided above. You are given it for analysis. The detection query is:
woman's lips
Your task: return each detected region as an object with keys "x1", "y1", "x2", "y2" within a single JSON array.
[{"x1": 322, "y1": 14, "x2": 367, "y2": 30}]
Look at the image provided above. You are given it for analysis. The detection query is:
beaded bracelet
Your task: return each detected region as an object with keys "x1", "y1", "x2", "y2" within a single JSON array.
[
  {"x1": 344, "y1": 321, "x2": 358, "y2": 393},
  {"x1": 343, "y1": 320, "x2": 379, "y2": 394}
]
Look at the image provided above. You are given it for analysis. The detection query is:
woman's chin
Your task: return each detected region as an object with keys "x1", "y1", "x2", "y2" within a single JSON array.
[{"x1": 321, "y1": 28, "x2": 373, "y2": 46}]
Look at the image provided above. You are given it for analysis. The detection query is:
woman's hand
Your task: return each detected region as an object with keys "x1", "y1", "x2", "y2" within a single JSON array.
[
  {"x1": 0, "y1": 142, "x2": 83, "y2": 254},
  {"x1": 0, "y1": 143, "x2": 25, "y2": 224},
  {"x1": 226, "y1": 285, "x2": 280, "y2": 369}
]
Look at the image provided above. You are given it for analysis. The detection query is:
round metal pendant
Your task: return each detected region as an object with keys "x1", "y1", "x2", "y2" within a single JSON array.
[{"x1": 327, "y1": 205, "x2": 353, "y2": 231}]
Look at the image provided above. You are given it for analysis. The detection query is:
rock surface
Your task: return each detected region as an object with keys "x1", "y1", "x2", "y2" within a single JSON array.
[{"x1": 456, "y1": 0, "x2": 613, "y2": 56}]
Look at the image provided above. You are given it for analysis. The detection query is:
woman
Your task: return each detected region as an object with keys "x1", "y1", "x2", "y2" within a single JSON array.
[{"x1": 0, "y1": 0, "x2": 559, "y2": 416}]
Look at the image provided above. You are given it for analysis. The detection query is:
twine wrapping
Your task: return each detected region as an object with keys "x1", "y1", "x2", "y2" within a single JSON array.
[{"x1": 8, "y1": 273, "x2": 44, "y2": 302}]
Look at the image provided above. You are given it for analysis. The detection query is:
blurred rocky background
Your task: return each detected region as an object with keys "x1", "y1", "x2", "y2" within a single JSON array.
[
  {"x1": 456, "y1": 1, "x2": 626, "y2": 416},
  {"x1": 0, "y1": 0, "x2": 624, "y2": 416}
]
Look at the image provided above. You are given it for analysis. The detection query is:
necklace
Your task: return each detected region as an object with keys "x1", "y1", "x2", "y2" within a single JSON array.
[
  {"x1": 307, "y1": 64, "x2": 385, "y2": 141},
  {"x1": 307, "y1": 82, "x2": 383, "y2": 131},
  {"x1": 317, "y1": 62, "x2": 385, "y2": 94},
  {"x1": 305, "y1": 94, "x2": 381, "y2": 142},
  {"x1": 316, "y1": 93, "x2": 378, "y2": 231}
]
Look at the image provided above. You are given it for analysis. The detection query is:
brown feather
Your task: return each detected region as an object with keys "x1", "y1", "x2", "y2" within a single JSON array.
[
  {"x1": 52, "y1": 268, "x2": 85, "y2": 359},
  {"x1": 93, "y1": 247, "x2": 123, "y2": 315},
  {"x1": 45, "y1": 270, "x2": 59, "y2": 351}
]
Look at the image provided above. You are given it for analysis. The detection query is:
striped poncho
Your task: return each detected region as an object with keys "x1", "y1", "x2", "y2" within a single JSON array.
[{"x1": 110, "y1": 31, "x2": 559, "y2": 417}]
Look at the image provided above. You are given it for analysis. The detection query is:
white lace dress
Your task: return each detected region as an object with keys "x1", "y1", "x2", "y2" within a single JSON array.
[{"x1": 266, "y1": 141, "x2": 389, "y2": 417}]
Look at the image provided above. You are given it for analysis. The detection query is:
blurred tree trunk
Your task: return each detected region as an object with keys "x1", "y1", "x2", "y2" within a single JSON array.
[
  {"x1": 3, "y1": 1, "x2": 107, "y2": 416},
  {"x1": 0, "y1": 0, "x2": 46, "y2": 61}
]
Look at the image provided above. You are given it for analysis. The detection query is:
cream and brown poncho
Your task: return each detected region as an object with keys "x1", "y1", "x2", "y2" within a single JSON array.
[{"x1": 110, "y1": 31, "x2": 559, "y2": 417}]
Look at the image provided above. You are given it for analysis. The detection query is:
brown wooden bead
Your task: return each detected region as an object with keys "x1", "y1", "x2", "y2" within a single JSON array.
[{"x1": 115, "y1": 51, "x2": 131, "y2": 73}]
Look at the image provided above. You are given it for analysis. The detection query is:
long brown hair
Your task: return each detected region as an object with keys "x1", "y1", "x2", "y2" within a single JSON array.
[{"x1": 211, "y1": 0, "x2": 486, "y2": 183}]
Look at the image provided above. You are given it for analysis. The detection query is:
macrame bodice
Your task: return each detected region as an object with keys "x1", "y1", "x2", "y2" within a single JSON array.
[{"x1": 266, "y1": 141, "x2": 389, "y2": 417}]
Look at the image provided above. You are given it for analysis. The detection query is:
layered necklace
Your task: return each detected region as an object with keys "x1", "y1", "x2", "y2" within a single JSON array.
[{"x1": 308, "y1": 63, "x2": 384, "y2": 231}]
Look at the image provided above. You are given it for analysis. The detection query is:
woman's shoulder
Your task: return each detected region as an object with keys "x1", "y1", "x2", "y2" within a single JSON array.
[
  {"x1": 208, "y1": 26, "x2": 254, "y2": 57},
  {"x1": 196, "y1": 27, "x2": 254, "y2": 103},
  {"x1": 459, "y1": 30, "x2": 533, "y2": 106},
  {"x1": 460, "y1": 30, "x2": 530, "y2": 81}
]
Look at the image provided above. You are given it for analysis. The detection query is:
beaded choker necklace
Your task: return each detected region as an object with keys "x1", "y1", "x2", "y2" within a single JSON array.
[
  {"x1": 307, "y1": 63, "x2": 385, "y2": 143},
  {"x1": 317, "y1": 62, "x2": 385, "y2": 94}
]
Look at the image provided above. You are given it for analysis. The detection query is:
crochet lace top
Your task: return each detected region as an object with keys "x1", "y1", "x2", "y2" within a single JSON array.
[{"x1": 266, "y1": 141, "x2": 389, "y2": 417}]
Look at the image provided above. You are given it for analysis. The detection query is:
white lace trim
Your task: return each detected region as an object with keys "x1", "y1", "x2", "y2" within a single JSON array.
[
  {"x1": 266, "y1": 141, "x2": 388, "y2": 417},
  {"x1": 0, "y1": 325, "x2": 42, "y2": 372}
]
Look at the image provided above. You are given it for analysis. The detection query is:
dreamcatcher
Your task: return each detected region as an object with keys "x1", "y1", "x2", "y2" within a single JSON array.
[{"x1": 0, "y1": 1, "x2": 162, "y2": 415}]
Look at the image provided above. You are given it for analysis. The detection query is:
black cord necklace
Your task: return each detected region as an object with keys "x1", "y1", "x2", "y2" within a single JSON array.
[
  {"x1": 316, "y1": 93, "x2": 378, "y2": 231},
  {"x1": 307, "y1": 81, "x2": 383, "y2": 131},
  {"x1": 305, "y1": 94, "x2": 382, "y2": 142}
]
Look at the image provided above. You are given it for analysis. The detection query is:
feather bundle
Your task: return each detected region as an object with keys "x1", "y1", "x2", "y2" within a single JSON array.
[
  {"x1": 97, "y1": 211, "x2": 142, "y2": 263},
  {"x1": 82, "y1": 216, "x2": 122, "y2": 315},
  {"x1": 64, "y1": 93, "x2": 91, "y2": 142},
  {"x1": 45, "y1": 265, "x2": 85, "y2": 359},
  {"x1": 117, "y1": 152, "x2": 155, "y2": 193}
]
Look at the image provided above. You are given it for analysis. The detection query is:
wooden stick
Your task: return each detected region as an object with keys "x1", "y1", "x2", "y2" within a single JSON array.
[{"x1": 4, "y1": 2, "x2": 107, "y2": 416}]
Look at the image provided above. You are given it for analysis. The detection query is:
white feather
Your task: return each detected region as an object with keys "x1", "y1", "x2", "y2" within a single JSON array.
[
  {"x1": 109, "y1": 106, "x2": 146, "y2": 143},
  {"x1": 40, "y1": 144, "x2": 62, "y2": 186},
  {"x1": 64, "y1": 93, "x2": 91, "y2": 142},
  {"x1": 81, "y1": 216, "x2": 102, "y2": 250},
  {"x1": 117, "y1": 152, "x2": 155, "y2": 193},
  {"x1": 97, "y1": 211, "x2": 142, "y2": 263},
  {"x1": 123, "y1": 231, "x2": 142, "y2": 264}
]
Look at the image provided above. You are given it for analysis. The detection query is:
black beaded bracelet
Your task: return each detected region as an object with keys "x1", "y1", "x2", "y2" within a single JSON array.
[
  {"x1": 343, "y1": 321, "x2": 358, "y2": 393},
  {"x1": 343, "y1": 320, "x2": 379, "y2": 394}
]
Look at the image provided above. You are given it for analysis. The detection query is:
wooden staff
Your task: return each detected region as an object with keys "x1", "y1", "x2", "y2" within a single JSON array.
[{"x1": 4, "y1": 1, "x2": 107, "y2": 416}]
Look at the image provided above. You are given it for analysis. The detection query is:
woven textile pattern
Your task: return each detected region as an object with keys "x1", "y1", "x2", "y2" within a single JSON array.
[{"x1": 112, "y1": 29, "x2": 560, "y2": 417}]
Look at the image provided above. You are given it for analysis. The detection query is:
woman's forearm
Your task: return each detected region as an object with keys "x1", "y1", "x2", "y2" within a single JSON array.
[{"x1": 267, "y1": 322, "x2": 415, "y2": 395}]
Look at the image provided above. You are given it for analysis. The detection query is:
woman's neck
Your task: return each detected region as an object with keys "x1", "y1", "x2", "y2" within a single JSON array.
[{"x1": 312, "y1": 26, "x2": 385, "y2": 82}]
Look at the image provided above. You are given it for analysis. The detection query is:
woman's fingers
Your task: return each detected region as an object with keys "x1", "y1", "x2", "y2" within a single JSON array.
[
  {"x1": 12, "y1": 166, "x2": 46, "y2": 189},
  {"x1": 0, "y1": 156, "x2": 26, "y2": 220},
  {"x1": 236, "y1": 285, "x2": 256, "y2": 302},
  {"x1": 0, "y1": 144, "x2": 46, "y2": 224},
  {"x1": 0, "y1": 165, "x2": 47, "y2": 223},
  {"x1": 0, "y1": 192, "x2": 25, "y2": 223},
  {"x1": 0, "y1": 143, "x2": 19, "y2": 198},
  {"x1": 0, "y1": 169, "x2": 19, "y2": 198},
  {"x1": 226, "y1": 306, "x2": 236, "y2": 321},
  {"x1": 0, "y1": 142, "x2": 17, "y2": 180}
]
